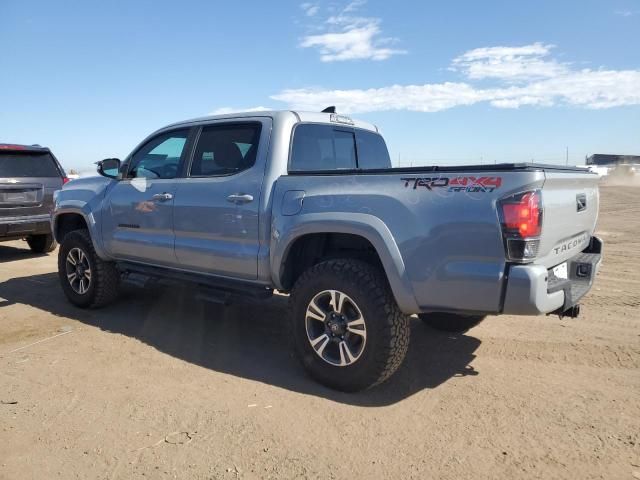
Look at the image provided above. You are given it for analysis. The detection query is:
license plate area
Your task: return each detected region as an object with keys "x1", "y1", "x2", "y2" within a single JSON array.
[
  {"x1": 6, "y1": 192, "x2": 29, "y2": 202},
  {"x1": 0, "y1": 187, "x2": 42, "y2": 206},
  {"x1": 552, "y1": 262, "x2": 568, "y2": 280}
]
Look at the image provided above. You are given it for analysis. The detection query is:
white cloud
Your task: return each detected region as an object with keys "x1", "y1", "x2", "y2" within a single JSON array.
[
  {"x1": 271, "y1": 43, "x2": 640, "y2": 112},
  {"x1": 301, "y1": 20, "x2": 405, "y2": 62},
  {"x1": 271, "y1": 83, "x2": 483, "y2": 113},
  {"x1": 343, "y1": 0, "x2": 366, "y2": 13},
  {"x1": 300, "y1": 3, "x2": 319, "y2": 17},
  {"x1": 209, "y1": 106, "x2": 271, "y2": 115},
  {"x1": 299, "y1": 1, "x2": 405, "y2": 62},
  {"x1": 614, "y1": 9, "x2": 635, "y2": 16},
  {"x1": 451, "y1": 42, "x2": 568, "y2": 81}
]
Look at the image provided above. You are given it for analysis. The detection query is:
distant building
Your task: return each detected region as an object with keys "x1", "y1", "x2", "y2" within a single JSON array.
[{"x1": 586, "y1": 154, "x2": 640, "y2": 166}]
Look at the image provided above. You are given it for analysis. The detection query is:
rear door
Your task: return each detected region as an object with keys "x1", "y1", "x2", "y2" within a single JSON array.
[
  {"x1": 101, "y1": 128, "x2": 193, "y2": 265},
  {"x1": 172, "y1": 119, "x2": 270, "y2": 279},
  {"x1": 0, "y1": 149, "x2": 63, "y2": 222}
]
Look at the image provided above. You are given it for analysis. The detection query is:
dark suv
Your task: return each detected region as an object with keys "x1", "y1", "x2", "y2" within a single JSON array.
[{"x1": 0, "y1": 144, "x2": 68, "y2": 253}]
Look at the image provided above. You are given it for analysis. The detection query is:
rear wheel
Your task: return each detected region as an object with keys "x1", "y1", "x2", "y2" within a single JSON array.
[
  {"x1": 290, "y1": 259, "x2": 410, "y2": 392},
  {"x1": 418, "y1": 313, "x2": 485, "y2": 333},
  {"x1": 58, "y1": 229, "x2": 120, "y2": 308},
  {"x1": 26, "y1": 233, "x2": 56, "y2": 253}
]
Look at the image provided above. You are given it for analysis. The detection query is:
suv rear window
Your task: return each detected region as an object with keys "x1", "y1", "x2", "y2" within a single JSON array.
[
  {"x1": 0, "y1": 152, "x2": 61, "y2": 177},
  {"x1": 290, "y1": 124, "x2": 391, "y2": 172}
]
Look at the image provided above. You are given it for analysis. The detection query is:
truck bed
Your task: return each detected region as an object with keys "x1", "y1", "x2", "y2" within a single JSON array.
[
  {"x1": 273, "y1": 163, "x2": 599, "y2": 315},
  {"x1": 287, "y1": 162, "x2": 593, "y2": 175}
]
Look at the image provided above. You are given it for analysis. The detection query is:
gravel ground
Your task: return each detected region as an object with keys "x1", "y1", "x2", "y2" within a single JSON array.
[{"x1": 0, "y1": 185, "x2": 638, "y2": 480}]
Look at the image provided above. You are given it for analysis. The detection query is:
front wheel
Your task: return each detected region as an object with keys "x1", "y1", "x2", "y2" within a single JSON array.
[
  {"x1": 290, "y1": 259, "x2": 410, "y2": 392},
  {"x1": 58, "y1": 229, "x2": 120, "y2": 308},
  {"x1": 418, "y1": 313, "x2": 485, "y2": 333}
]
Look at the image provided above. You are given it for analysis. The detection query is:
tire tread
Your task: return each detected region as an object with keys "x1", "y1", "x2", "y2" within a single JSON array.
[
  {"x1": 27, "y1": 233, "x2": 57, "y2": 253},
  {"x1": 58, "y1": 229, "x2": 119, "y2": 308},
  {"x1": 291, "y1": 259, "x2": 410, "y2": 390}
]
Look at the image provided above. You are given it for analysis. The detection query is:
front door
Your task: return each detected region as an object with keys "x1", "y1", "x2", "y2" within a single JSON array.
[
  {"x1": 172, "y1": 120, "x2": 269, "y2": 280},
  {"x1": 102, "y1": 128, "x2": 192, "y2": 265}
]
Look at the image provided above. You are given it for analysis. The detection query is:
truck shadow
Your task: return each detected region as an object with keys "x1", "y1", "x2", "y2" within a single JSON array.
[
  {"x1": 0, "y1": 272, "x2": 481, "y2": 407},
  {"x1": 0, "y1": 244, "x2": 48, "y2": 264}
]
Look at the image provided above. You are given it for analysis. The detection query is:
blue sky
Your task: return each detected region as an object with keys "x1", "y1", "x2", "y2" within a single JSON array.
[{"x1": 1, "y1": 0, "x2": 639, "y2": 171}]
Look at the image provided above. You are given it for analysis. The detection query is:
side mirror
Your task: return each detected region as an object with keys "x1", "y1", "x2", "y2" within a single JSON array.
[{"x1": 97, "y1": 158, "x2": 121, "y2": 179}]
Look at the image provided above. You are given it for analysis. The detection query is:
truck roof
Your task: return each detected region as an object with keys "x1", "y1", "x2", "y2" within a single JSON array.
[{"x1": 164, "y1": 110, "x2": 379, "y2": 133}]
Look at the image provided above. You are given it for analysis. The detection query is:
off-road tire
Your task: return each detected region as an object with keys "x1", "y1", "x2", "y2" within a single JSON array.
[
  {"x1": 418, "y1": 313, "x2": 485, "y2": 333},
  {"x1": 26, "y1": 233, "x2": 56, "y2": 253},
  {"x1": 290, "y1": 259, "x2": 410, "y2": 392},
  {"x1": 58, "y1": 229, "x2": 120, "y2": 308}
]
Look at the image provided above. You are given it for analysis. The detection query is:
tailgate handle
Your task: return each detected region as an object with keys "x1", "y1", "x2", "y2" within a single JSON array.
[{"x1": 576, "y1": 193, "x2": 587, "y2": 212}]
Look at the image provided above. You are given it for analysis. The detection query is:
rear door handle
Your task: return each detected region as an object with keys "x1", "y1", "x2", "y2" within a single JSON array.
[
  {"x1": 226, "y1": 193, "x2": 254, "y2": 204},
  {"x1": 152, "y1": 192, "x2": 173, "y2": 202}
]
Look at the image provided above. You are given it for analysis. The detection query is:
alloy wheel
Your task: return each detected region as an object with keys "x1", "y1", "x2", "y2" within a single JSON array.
[
  {"x1": 65, "y1": 247, "x2": 92, "y2": 294},
  {"x1": 305, "y1": 289, "x2": 367, "y2": 367}
]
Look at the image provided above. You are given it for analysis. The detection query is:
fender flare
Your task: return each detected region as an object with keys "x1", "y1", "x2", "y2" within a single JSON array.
[
  {"x1": 52, "y1": 206, "x2": 111, "y2": 260},
  {"x1": 271, "y1": 212, "x2": 420, "y2": 313}
]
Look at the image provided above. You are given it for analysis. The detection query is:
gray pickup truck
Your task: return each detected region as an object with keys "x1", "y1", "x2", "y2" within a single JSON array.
[{"x1": 52, "y1": 110, "x2": 602, "y2": 391}]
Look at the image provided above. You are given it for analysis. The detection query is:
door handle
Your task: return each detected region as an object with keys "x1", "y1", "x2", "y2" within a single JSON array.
[
  {"x1": 152, "y1": 192, "x2": 173, "y2": 202},
  {"x1": 226, "y1": 193, "x2": 254, "y2": 204}
]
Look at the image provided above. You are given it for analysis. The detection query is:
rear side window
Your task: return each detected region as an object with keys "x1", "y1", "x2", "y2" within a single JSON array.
[
  {"x1": 0, "y1": 152, "x2": 60, "y2": 177},
  {"x1": 290, "y1": 124, "x2": 391, "y2": 171},
  {"x1": 190, "y1": 123, "x2": 261, "y2": 176},
  {"x1": 290, "y1": 124, "x2": 356, "y2": 172},
  {"x1": 355, "y1": 130, "x2": 391, "y2": 169}
]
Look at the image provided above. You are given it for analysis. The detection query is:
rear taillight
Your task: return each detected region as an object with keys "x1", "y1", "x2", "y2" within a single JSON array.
[
  {"x1": 62, "y1": 177, "x2": 70, "y2": 185},
  {"x1": 502, "y1": 191, "x2": 542, "y2": 237},
  {"x1": 499, "y1": 190, "x2": 543, "y2": 262}
]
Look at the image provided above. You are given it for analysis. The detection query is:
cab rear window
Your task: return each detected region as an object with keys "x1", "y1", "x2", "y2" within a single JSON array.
[
  {"x1": 0, "y1": 152, "x2": 60, "y2": 177},
  {"x1": 289, "y1": 124, "x2": 391, "y2": 172}
]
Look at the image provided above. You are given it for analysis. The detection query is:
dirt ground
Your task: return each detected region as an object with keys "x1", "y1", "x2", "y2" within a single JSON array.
[{"x1": 0, "y1": 186, "x2": 638, "y2": 480}]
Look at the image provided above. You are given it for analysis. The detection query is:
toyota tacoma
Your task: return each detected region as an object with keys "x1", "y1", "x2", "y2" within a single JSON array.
[{"x1": 52, "y1": 110, "x2": 603, "y2": 391}]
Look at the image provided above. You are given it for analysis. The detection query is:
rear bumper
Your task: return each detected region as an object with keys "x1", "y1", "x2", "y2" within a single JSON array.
[
  {"x1": 502, "y1": 236, "x2": 603, "y2": 315},
  {"x1": 0, "y1": 214, "x2": 52, "y2": 239}
]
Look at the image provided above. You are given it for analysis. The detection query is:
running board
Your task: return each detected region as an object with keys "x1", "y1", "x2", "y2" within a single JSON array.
[{"x1": 117, "y1": 261, "x2": 273, "y2": 302}]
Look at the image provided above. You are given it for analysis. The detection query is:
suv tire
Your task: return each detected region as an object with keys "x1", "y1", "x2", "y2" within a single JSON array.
[
  {"x1": 418, "y1": 313, "x2": 485, "y2": 333},
  {"x1": 26, "y1": 234, "x2": 56, "y2": 253},
  {"x1": 58, "y1": 229, "x2": 120, "y2": 308},
  {"x1": 290, "y1": 259, "x2": 410, "y2": 392}
]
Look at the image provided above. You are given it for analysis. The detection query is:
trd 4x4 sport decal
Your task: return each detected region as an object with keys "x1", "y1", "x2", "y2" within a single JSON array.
[{"x1": 401, "y1": 176, "x2": 502, "y2": 193}]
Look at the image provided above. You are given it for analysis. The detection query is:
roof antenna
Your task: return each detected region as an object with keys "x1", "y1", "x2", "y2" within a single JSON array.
[{"x1": 321, "y1": 106, "x2": 336, "y2": 113}]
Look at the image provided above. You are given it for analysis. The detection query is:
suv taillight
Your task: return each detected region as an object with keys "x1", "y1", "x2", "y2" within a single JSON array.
[
  {"x1": 498, "y1": 190, "x2": 543, "y2": 262},
  {"x1": 62, "y1": 177, "x2": 70, "y2": 184}
]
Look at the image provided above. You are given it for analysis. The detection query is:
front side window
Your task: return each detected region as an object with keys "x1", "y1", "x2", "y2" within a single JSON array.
[
  {"x1": 290, "y1": 124, "x2": 356, "y2": 172},
  {"x1": 190, "y1": 123, "x2": 261, "y2": 176},
  {"x1": 128, "y1": 130, "x2": 189, "y2": 179}
]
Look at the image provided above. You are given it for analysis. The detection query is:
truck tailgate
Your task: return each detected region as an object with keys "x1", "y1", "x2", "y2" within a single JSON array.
[{"x1": 538, "y1": 171, "x2": 600, "y2": 268}]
